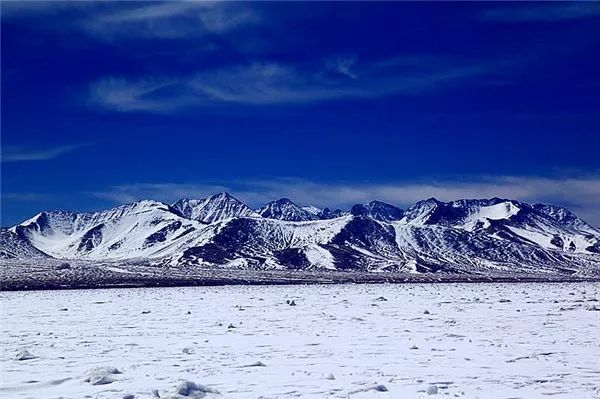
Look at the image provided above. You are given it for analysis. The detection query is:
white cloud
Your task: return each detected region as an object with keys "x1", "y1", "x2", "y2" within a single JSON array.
[
  {"x1": 2, "y1": 2, "x2": 259, "y2": 40},
  {"x1": 88, "y1": 57, "x2": 492, "y2": 112},
  {"x1": 1, "y1": 144, "x2": 88, "y2": 162},
  {"x1": 328, "y1": 56, "x2": 359, "y2": 80},
  {"x1": 83, "y1": 2, "x2": 258, "y2": 40},
  {"x1": 90, "y1": 175, "x2": 600, "y2": 226},
  {"x1": 88, "y1": 77, "x2": 186, "y2": 113}
]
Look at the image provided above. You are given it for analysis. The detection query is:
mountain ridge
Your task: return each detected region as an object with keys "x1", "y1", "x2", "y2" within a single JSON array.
[{"x1": 3, "y1": 194, "x2": 599, "y2": 277}]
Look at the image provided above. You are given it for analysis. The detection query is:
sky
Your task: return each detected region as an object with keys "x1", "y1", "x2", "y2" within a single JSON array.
[{"x1": 1, "y1": 1, "x2": 600, "y2": 226}]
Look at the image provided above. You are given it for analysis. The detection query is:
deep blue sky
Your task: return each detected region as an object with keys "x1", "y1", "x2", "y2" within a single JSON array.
[{"x1": 2, "y1": 2, "x2": 600, "y2": 226}]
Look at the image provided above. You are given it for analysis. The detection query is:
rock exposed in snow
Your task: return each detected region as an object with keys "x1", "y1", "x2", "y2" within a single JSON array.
[
  {"x1": 174, "y1": 381, "x2": 219, "y2": 396},
  {"x1": 349, "y1": 384, "x2": 389, "y2": 394},
  {"x1": 240, "y1": 361, "x2": 266, "y2": 367},
  {"x1": 155, "y1": 381, "x2": 220, "y2": 398},
  {"x1": 15, "y1": 349, "x2": 37, "y2": 361},
  {"x1": 83, "y1": 366, "x2": 121, "y2": 385},
  {"x1": 427, "y1": 384, "x2": 439, "y2": 395}
]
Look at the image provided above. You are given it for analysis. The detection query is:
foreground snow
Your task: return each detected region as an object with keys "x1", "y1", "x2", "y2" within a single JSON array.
[{"x1": 1, "y1": 283, "x2": 599, "y2": 398}]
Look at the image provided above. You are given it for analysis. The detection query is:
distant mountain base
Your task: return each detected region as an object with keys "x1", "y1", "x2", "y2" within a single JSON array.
[{"x1": 2, "y1": 259, "x2": 599, "y2": 291}]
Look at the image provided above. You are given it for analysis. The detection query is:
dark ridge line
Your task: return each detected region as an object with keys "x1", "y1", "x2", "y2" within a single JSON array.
[{"x1": 2, "y1": 271, "x2": 599, "y2": 292}]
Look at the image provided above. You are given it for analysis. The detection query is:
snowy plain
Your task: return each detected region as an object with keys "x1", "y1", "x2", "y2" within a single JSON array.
[{"x1": 1, "y1": 283, "x2": 599, "y2": 399}]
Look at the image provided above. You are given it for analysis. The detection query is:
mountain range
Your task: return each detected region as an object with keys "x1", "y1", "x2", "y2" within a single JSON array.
[{"x1": 2, "y1": 193, "x2": 599, "y2": 276}]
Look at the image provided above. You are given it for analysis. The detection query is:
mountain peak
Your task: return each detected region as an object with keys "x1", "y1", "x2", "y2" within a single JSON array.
[
  {"x1": 274, "y1": 197, "x2": 294, "y2": 205},
  {"x1": 172, "y1": 193, "x2": 258, "y2": 223},
  {"x1": 350, "y1": 200, "x2": 403, "y2": 222},
  {"x1": 258, "y1": 198, "x2": 315, "y2": 221},
  {"x1": 424, "y1": 197, "x2": 441, "y2": 204},
  {"x1": 122, "y1": 199, "x2": 168, "y2": 210},
  {"x1": 212, "y1": 192, "x2": 234, "y2": 200}
]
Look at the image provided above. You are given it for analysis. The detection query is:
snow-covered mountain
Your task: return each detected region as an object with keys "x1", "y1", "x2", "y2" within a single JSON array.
[
  {"x1": 12, "y1": 200, "x2": 217, "y2": 260},
  {"x1": 5, "y1": 194, "x2": 600, "y2": 276},
  {"x1": 400, "y1": 198, "x2": 600, "y2": 254},
  {"x1": 173, "y1": 211, "x2": 598, "y2": 273},
  {"x1": 258, "y1": 198, "x2": 317, "y2": 221},
  {"x1": 172, "y1": 192, "x2": 259, "y2": 223}
]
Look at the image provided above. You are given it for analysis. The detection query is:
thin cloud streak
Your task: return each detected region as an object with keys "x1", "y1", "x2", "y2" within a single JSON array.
[
  {"x1": 91, "y1": 175, "x2": 600, "y2": 226},
  {"x1": 1, "y1": 144, "x2": 89, "y2": 162},
  {"x1": 2, "y1": 2, "x2": 259, "y2": 40},
  {"x1": 84, "y1": 2, "x2": 258, "y2": 40},
  {"x1": 88, "y1": 58, "x2": 493, "y2": 112}
]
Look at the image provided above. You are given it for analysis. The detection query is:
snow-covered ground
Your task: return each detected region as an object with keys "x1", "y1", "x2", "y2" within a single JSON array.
[{"x1": 1, "y1": 283, "x2": 599, "y2": 398}]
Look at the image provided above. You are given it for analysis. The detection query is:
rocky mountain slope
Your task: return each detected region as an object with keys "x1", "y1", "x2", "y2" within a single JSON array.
[
  {"x1": 350, "y1": 200, "x2": 404, "y2": 222},
  {"x1": 4, "y1": 194, "x2": 599, "y2": 276},
  {"x1": 0, "y1": 228, "x2": 49, "y2": 259},
  {"x1": 172, "y1": 192, "x2": 259, "y2": 223},
  {"x1": 257, "y1": 198, "x2": 317, "y2": 221}
]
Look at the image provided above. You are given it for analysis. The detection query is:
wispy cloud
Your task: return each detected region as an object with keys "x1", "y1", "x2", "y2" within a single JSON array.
[
  {"x1": 88, "y1": 77, "x2": 185, "y2": 113},
  {"x1": 481, "y1": 3, "x2": 600, "y2": 23},
  {"x1": 83, "y1": 2, "x2": 258, "y2": 40},
  {"x1": 328, "y1": 56, "x2": 359, "y2": 80},
  {"x1": 1, "y1": 1, "x2": 258, "y2": 40},
  {"x1": 88, "y1": 57, "x2": 494, "y2": 112},
  {"x1": 90, "y1": 175, "x2": 600, "y2": 226},
  {"x1": 1, "y1": 143, "x2": 89, "y2": 162}
]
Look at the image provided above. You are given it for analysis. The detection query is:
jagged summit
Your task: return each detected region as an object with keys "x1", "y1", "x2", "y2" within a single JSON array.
[
  {"x1": 401, "y1": 198, "x2": 441, "y2": 224},
  {"x1": 172, "y1": 192, "x2": 259, "y2": 223},
  {"x1": 350, "y1": 200, "x2": 404, "y2": 222},
  {"x1": 258, "y1": 198, "x2": 316, "y2": 221}
]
